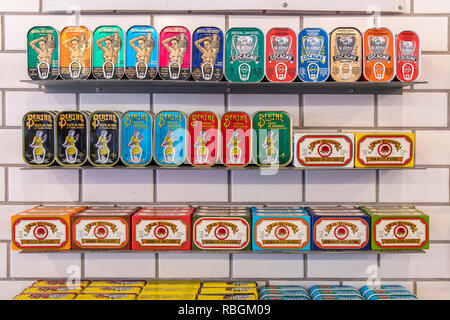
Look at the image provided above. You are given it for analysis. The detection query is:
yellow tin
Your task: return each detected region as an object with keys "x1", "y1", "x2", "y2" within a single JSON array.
[
  {"x1": 32, "y1": 280, "x2": 90, "y2": 287},
  {"x1": 81, "y1": 286, "x2": 142, "y2": 294},
  {"x1": 197, "y1": 294, "x2": 257, "y2": 300},
  {"x1": 75, "y1": 293, "x2": 137, "y2": 300},
  {"x1": 14, "y1": 293, "x2": 77, "y2": 300},
  {"x1": 202, "y1": 281, "x2": 256, "y2": 288},
  {"x1": 200, "y1": 287, "x2": 258, "y2": 294},
  {"x1": 88, "y1": 280, "x2": 146, "y2": 287},
  {"x1": 138, "y1": 294, "x2": 197, "y2": 300},
  {"x1": 23, "y1": 286, "x2": 84, "y2": 294}
]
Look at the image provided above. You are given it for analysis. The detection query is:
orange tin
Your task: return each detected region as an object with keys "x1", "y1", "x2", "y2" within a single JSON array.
[{"x1": 363, "y1": 28, "x2": 395, "y2": 82}]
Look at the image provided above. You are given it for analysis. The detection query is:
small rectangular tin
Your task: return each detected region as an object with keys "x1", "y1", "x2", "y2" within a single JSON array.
[
  {"x1": 142, "y1": 287, "x2": 199, "y2": 294},
  {"x1": 293, "y1": 132, "x2": 354, "y2": 167},
  {"x1": 298, "y1": 28, "x2": 330, "y2": 82},
  {"x1": 138, "y1": 294, "x2": 197, "y2": 300},
  {"x1": 363, "y1": 289, "x2": 414, "y2": 300},
  {"x1": 259, "y1": 290, "x2": 309, "y2": 299},
  {"x1": 220, "y1": 111, "x2": 251, "y2": 166},
  {"x1": 192, "y1": 207, "x2": 251, "y2": 250},
  {"x1": 200, "y1": 287, "x2": 257, "y2": 295},
  {"x1": 132, "y1": 207, "x2": 194, "y2": 250},
  {"x1": 187, "y1": 111, "x2": 219, "y2": 166},
  {"x1": 309, "y1": 285, "x2": 358, "y2": 295},
  {"x1": 259, "y1": 285, "x2": 307, "y2": 295},
  {"x1": 23, "y1": 286, "x2": 84, "y2": 294},
  {"x1": 75, "y1": 293, "x2": 137, "y2": 300},
  {"x1": 197, "y1": 294, "x2": 256, "y2": 300},
  {"x1": 225, "y1": 27, "x2": 265, "y2": 82},
  {"x1": 266, "y1": 27, "x2": 297, "y2": 82},
  {"x1": 355, "y1": 132, "x2": 415, "y2": 168},
  {"x1": 313, "y1": 295, "x2": 363, "y2": 300},
  {"x1": 307, "y1": 207, "x2": 371, "y2": 250},
  {"x1": 92, "y1": 25, "x2": 125, "y2": 79},
  {"x1": 60, "y1": 26, "x2": 91, "y2": 80},
  {"x1": 154, "y1": 111, "x2": 187, "y2": 167},
  {"x1": 88, "y1": 280, "x2": 145, "y2": 287},
  {"x1": 23, "y1": 111, "x2": 56, "y2": 167},
  {"x1": 159, "y1": 26, "x2": 191, "y2": 80},
  {"x1": 145, "y1": 281, "x2": 201, "y2": 288},
  {"x1": 88, "y1": 111, "x2": 121, "y2": 167},
  {"x1": 192, "y1": 27, "x2": 224, "y2": 81},
  {"x1": 367, "y1": 294, "x2": 417, "y2": 300},
  {"x1": 363, "y1": 27, "x2": 396, "y2": 82},
  {"x1": 120, "y1": 110, "x2": 153, "y2": 166},
  {"x1": 14, "y1": 293, "x2": 77, "y2": 300},
  {"x1": 310, "y1": 289, "x2": 361, "y2": 300},
  {"x1": 252, "y1": 111, "x2": 292, "y2": 166},
  {"x1": 251, "y1": 207, "x2": 311, "y2": 251},
  {"x1": 125, "y1": 25, "x2": 158, "y2": 80},
  {"x1": 202, "y1": 281, "x2": 256, "y2": 288},
  {"x1": 261, "y1": 295, "x2": 309, "y2": 300},
  {"x1": 32, "y1": 280, "x2": 90, "y2": 287},
  {"x1": 55, "y1": 111, "x2": 89, "y2": 166},
  {"x1": 81, "y1": 286, "x2": 142, "y2": 294},
  {"x1": 396, "y1": 30, "x2": 421, "y2": 82},
  {"x1": 27, "y1": 26, "x2": 59, "y2": 80},
  {"x1": 329, "y1": 27, "x2": 362, "y2": 82},
  {"x1": 360, "y1": 284, "x2": 407, "y2": 296}
]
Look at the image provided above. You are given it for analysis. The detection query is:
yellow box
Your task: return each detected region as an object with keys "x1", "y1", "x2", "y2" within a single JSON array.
[
  {"x1": 81, "y1": 286, "x2": 142, "y2": 294},
  {"x1": 200, "y1": 287, "x2": 258, "y2": 295},
  {"x1": 23, "y1": 286, "x2": 84, "y2": 294},
  {"x1": 138, "y1": 294, "x2": 197, "y2": 300},
  {"x1": 141, "y1": 286, "x2": 199, "y2": 294},
  {"x1": 14, "y1": 293, "x2": 77, "y2": 300},
  {"x1": 197, "y1": 294, "x2": 257, "y2": 300},
  {"x1": 75, "y1": 293, "x2": 137, "y2": 300},
  {"x1": 32, "y1": 280, "x2": 90, "y2": 287},
  {"x1": 145, "y1": 281, "x2": 201, "y2": 288},
  {"x1": 202, "y1": 281, "x2": 257, "y2": 288},
  {"x1": 88, "y1": 280, "x2": 146, "y2": 287},
  {"x1": 354, "y1": 132, "x2": 415, "y2": 168}
]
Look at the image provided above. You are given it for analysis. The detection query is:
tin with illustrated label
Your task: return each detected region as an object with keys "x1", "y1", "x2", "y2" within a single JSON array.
[
  {"x1": 23, "y1": 111, "x2": 55, "y2": 166},
  {"x1": 192, "y1": 27, "x2": 224, "y2": 81},
  {"x1": 220, "y1": 111, "x2": 251, "y2": 166},
  {"x1": 298, "y1": 28, "x2": 329, "y2": 82},
  {"x1": 120, "y1": 111, "x2": 153, "y2": 167},
  {"x1": 396, "y1": 30, "x2": 420, "y2": 82},
  {"x1": 329, "y1": 27, "x2": 362, "y2": 82},
  {"x1": 27, "y1": 26, "x2": 59, "y2": 80},
  {"x1": 266, "y1": 28, "x2": 297, "y2": 82},
  {"x1": 55, "y1": 111, "x2": 88, "y2": 166},
  {"x1": 88, "y1": 111, "x2": 121, "y2": 167},
  {"x1": 92, "y1": 26, "x2": 125, "y2": 79},
  {"x1": 154, "y1": 111, "x2": 186, "y2": 167},
  {"x1": 60, "y1": 26, "x2": 91, "y2": 80},
  {"x1": 225, "y1": 28, "x2": 264, "y2": 82},
  {"x1": 363, "y1": 28, "x2": 395, "y2": 82},
  {"x1": 252, "y1": 111, "x2": 292, "y2": 166},
  {"x1": 125, "y1": 25, "x2": 158, "y2": 80},
  {"x1": 187, "y1": 111, "x2": 219, "y2": 166},
  {"x1": 159, "y1": 26, "x2": 191, "y2": 80}
]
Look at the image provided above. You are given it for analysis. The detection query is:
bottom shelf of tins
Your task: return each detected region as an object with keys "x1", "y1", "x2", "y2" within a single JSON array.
[{"x1": 13, "y1": 280, "x2": 418, "y2": 300}]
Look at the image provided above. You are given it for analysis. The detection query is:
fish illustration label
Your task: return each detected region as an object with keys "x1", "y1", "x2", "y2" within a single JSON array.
[
  {"x1": 125, "y1": 25, "x2": 158, "y2": 80},
  {"x1": 313, "y1": 218, "x2": 370, "y2": 249},
  {"x1": 266, "y1": 28, "x2": 297, "y2": 82},
  {"x1": 220, "y1": 112, "x2": 251, "y2": 166},
  {"x1": 159, "y1": 26, "x2": 191, "y2": 80},
  {"x1": 330, "y1": 27, "x2": 362, "y2": 82},
  {"x1": 55, "y1": 111, "x2": 88, "y2": 166},
  {"x1": 154, "y1": 111, "x2": 186, "y2": 166},
  {"x1": 88, "y1": 111, "x2": 121, "y2": 166},
  {"x1": 363, "y1": 28, "x2": 395, "y2": 82},
  {"x1": 60, "y1": 26, "x2": 91, "y2": 80},
  {"x1": 121, "y1": 111, "x2": 153, "y2": 166},
  {"x1": 298, "y1": 28, "x2": 329, "y2": 82},
  {"x1": 225, "y1": 27, "x2": 264, "y2": 82},
  {"x1": 92, "y1": 25, "x2": 125, "y2": 79},
  {"x1": 23, "y1": 111, "x2": 55, "y2": 166},
  {"x1": 27, "y1": 26, "x2": 59, "y2": 80},
  {"x1": 187, "y1": 111, "x2": 219, "y2": 166},
  {"x1": 192, "y1": 27, "x2": 224, "y2": 81},
  {"x1": 396, "y1": 30, "x2": 420, "y2": 82}
]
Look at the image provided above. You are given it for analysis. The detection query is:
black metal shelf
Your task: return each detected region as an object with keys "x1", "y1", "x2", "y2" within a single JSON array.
[{"x1": 22, "y1": 79, "x2": 426, "y2": 95}]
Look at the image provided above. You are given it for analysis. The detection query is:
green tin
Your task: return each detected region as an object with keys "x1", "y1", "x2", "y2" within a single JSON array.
[
  {"x1": 27, "y1": 26, "x2": 59, "y2": 80},
  {"x1": 92, "y1": 25, "x2": 125, "y2": 79},
  {"x1": 252, "y1": 111, "x2": 292, "y2": 166},
  {"x1": 224, "y1": 27, "x2": 265, "y2": 82}
]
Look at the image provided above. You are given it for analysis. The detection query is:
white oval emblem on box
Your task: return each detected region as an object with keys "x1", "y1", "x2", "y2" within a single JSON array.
[
  {"x1": 12, "y1": 218, "x2": 68, "y2": 249},
  {"x1": 374, "y1": 217, "x2": 428, "y2": 248},
  {"x1": 313, "y1": 217, "x2": 369, "y2": 249}
]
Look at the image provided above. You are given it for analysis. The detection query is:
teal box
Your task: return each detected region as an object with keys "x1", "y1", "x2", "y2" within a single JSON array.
[
  {"x1": 154, "y1": 111, "x2": 187, "y2": 167},
  {"x1": 120, "y1": 111, "x2": 153, "y2": 166},
  {"x1": 251, "y1": 207, "x2": 311, "y2": 251}
]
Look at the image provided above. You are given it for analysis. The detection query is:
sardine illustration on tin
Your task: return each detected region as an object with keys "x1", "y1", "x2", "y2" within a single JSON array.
[
  {"x1": 92, "y1": 26, "x2": 125, "y2": 79},
  {"x1": 363, "y1": 28, "x2": 395, "y2": 82},
  {"x1": 55, "y1": 111, "x2": 88, "y2": 166},
  {"x1": 187, "y1": 111, "x2": 219, "y2": 166},
  {"x1": 329, "y1": 27, "x2": 362, "y2": 82},
  {"x1": 125, "y1": 26, "x2": 158, "y2": 80},
  {"x1": 154, "y1": 111, "x2": 186, "y2": 166},
  {"x1": 27, "y1": 26, "x2": 59, "y2": 80},
  {"x1": 192, "y1": 27, "x2": 224, "y2": 81},
  {"x1": 298, "y1": 28, "x2": 329, "y2": 82},
  {"x1": 88, "y1": 111, "x2": 120, "y2": 166},
  {"x1": 396, "y1": 30, "x2": 420, "y2": 82},
  {"x1": 121, "y1": 111, "x2": 153, "y2": 166},
  {"x1": 60, "y1": 26, "x2": 91, "y2": 80},
  {"x1": 266, "y1": 28, "x2": 297, "y2": 82},
  {"x1": 23, "y1": 111, "x2": 55, "y2": 166},
  {"x1": 159, "y1": 26, "x2": 191, "y2": 80}
]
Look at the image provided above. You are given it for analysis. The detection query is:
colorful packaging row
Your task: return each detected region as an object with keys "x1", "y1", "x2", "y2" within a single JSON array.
[
  {"x1": 28, "y1": 25, "x2": 420, "y2": 82},
  {"x1": 23, "y1": 110, "x2": 415, "y2": 168},
  {"x1": 11, "y1": 205, "x2": 429, "y2": 251}
]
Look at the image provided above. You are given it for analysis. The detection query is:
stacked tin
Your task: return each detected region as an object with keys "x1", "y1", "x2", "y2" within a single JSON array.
[
  {"x1": 259, "y1": 285, "x2": 310, "y2": 300},
  {"x1": 197, "y1": 282, "x2": 258, "y2": 300},
  {"x1": 75, "y1": 280, "x2": 145, "y2": 300},
  {"x1": 138, "y1": 281, "x2": 200, "y2": 300},
  {"x1": 309, "y1": 285, "x2": 363, "y2": 300},
  {"x1": 360, "y1": 284, "x2": 417, "y2": 300}
]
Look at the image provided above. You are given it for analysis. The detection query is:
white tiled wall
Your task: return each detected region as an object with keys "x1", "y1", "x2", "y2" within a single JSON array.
[{"x1": 0, "y1": 0, "x2": 449, "y2": 300}]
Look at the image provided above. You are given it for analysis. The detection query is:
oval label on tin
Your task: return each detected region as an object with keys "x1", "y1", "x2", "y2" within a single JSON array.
[
  {"x1": 193, "y1": 217, "x2": 250, "y2": 249},
  {"x1": 254, "y1": 218, "x2": 310, "y2": 249},
  {"x1": 396, "y1": 30, "x2": 420, "y2": 82},
  {"x1": 27, "y1": 26, "x2": 59, "y2": 80},
  {"x1": 298, "y1": 28, "x2": 329, "y2": 82},
  {"x1": 154, "y1": 111, "x2": 186, "y2": 166},
  {"x1": 314, "y1": 217, "x2": 369, "y2": 249},
  {"x1": 192, "y1": 27, "x2": 224, "y2": 81},
  {"x1": 266, "y1": 28, "x2": 297, "y2": 82},
  {"x1": 88, "y1": 111, "x2": 120, "y2": 166},
  {"x1": 225, "y1": 28, "x2": 265, "y2": 82},
  {"x1": 125, "y1": 25, "x2": 158, "y2": 80},
  {"x1": 23, "y1": 111, "x2": 55, "y2": 166},
  {"x1": 187, "y1": 111, "x2": 219, "y2": 166},
  {"x1": 92, "y1": 25, "x2": 125, "y2": 79},
  {"x1": 121, "y1": 111, "x2": 153, "y2": 166},
  {"x1": 329, "y1": 27, "x2": 362, "y2": 82},
  {"x1": 220, "y1": 112, "x2": 251, "y2": 166},
  {"x1": 159, "y1": 26, "x2": 191, "y2": 80},
  {"x1": 55, "y1": 111, "x2": 88, "y2": 166},
  {"x1": 60, "y1": 26, "x2": 91, "y2": 80},
  {"x1": 363, "y1": 28, "x2": 395, "y2": 82}
]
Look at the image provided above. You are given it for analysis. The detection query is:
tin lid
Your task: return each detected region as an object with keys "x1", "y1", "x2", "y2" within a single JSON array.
[
  {"x1": 195, "y1": 211, "x2": 249, "y2": 217},
  {"x1": 253, "y1": 212, "x2": 309, "y2": 217},
  {"x1": 76, "y1": 211, "x2": 135, "y2": 217}
]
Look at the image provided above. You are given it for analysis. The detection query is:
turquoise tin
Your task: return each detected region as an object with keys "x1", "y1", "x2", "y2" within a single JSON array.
[
  {"x1": 120, "y1": 111, "x2": 153, "y2": 166},
  {"x1": 154, "y1": 111, "x2": 187, "y2": 167},
  {"x1": 125, "y1": 25, "x2": 158, "y2": 80}
]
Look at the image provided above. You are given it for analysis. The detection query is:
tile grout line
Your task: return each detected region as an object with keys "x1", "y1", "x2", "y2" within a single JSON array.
[
  {"x1": 1, "y1": 14, "x2": 4, "y2": 51},
  {"x1": 373, "y1": 94, "x2": 378, "y2": 128},
  {"x1": 1, "y1": 90, "x2": 5, "y2": 127},
  {"x1": 155, "y1": 252, "x2": 159, "y2": 279}
]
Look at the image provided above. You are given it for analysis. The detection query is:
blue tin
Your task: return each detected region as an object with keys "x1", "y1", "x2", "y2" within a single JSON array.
[
  {"x1": 363, "y1": 289, "x2": 414, "y2": 300},
  {"x1": 125, "y1": 25, "x2": 158, "y2": 80},
  {"x1": 360, "y1": 284, "x2": 407, "y2": 296},
  {"x1": 192, "y1": 27, "x2": 224, "y2": 81},
  {"x1": 258, "y1": 285, "x2": 308, "y2": 295},
  {"x1": 120, "y1": 111, "x2": 153, "y2": 166},
  {"x1": 313, "y1": 295, "x2": 364, "y2": 300},
  {"x1": 260, "y1": 290, "x2": 309, "y2": 299},
  {"x1": 261, "y1": 295, "x2": 310, "y2": 300},
  {"x1": 154, "y1": 111, "x2": 187, "y2": 167},
  {"x1": 367, "y1": 294, "x2": 417, "y2": 300},
  {"x1": 309, "y1": 285, "x2": 358, "y2": 296},
  {"x1": 298, "y1": 28, "x2": 330, "y2": 82},
  {"x1": 311, "y1": 289, "x2": 361, "y2": 300}
]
